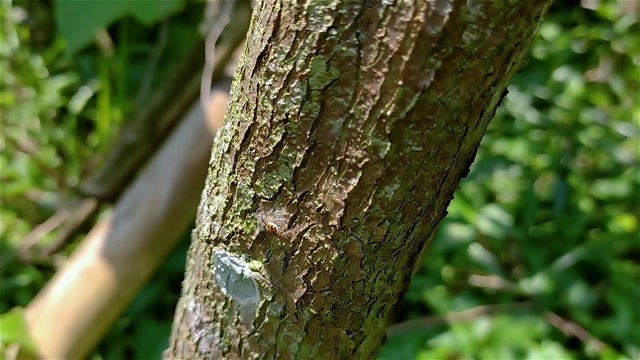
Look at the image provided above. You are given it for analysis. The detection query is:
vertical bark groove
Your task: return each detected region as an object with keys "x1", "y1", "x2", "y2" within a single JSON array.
[{"x1": 167, "y1": 1, "x2": 553, "y2": 359}]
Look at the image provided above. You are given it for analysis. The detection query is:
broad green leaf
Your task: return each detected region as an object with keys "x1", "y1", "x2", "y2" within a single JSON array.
[{"x1": 54, "y1": 0, "x2": 184, "y2": 53}]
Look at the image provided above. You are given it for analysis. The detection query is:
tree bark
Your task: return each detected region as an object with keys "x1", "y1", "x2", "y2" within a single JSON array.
[{"x1": 166, "y1": 1, "x2": 553, "y2": 359}]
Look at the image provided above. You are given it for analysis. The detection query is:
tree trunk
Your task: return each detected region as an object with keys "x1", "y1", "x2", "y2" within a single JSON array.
[{"x1": 166, "y1": 1, "x2": 553, "y2": 358}]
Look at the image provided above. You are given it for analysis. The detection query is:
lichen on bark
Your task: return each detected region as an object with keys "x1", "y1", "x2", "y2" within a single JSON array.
[{"x1": 166, "y1": 1, "x2": 554, "y2": 359}]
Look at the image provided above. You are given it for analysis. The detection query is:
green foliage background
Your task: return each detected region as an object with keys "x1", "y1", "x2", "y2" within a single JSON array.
[{"x1": 1, "y1": 1, "x2": 638, "y2": 359}]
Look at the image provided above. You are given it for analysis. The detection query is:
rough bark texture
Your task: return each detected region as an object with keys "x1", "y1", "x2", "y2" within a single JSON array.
[{"x1": 167, "y1": 1, "x2": 553, "y2": 359}]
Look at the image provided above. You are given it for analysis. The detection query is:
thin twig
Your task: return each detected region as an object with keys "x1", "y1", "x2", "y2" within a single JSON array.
[
  {"x1": 80, "y1": 3, "x2": 250, "y2": 201},
  {"x1": 41, "y1": 198, "x2": 99, "y2": 256},
  {"x1": 20, "y1": 210, "x2": 67, "y2": 254},
  {"x1": 94, "y1": 28, "x2": 115, "y2": 57},
  {"x1": 544, "y1": 311, "x2": 607, "y2": 352},
  {"x1": 2, "y1": 134, "x2": 66, "y2": 190},
  {"x1": 387, "y1": 303, "x2": 609, "y2": 355},
  {"x1": 387, "y1": 301, "x2": 535, "y2": 337},
  {"x1": 201, "y1": 0, "x2": 233, "y2": 116},
  {"x1": 135, "y1": 20, "x2": 169, "y2": 106},
  {"x1": 468, "y1": 275, "x2": 608, "y2": 352},
  {"x1": 468, "y1": 274, "x2": 521, "y2": 293},
  {"x1": 17, "y1": 198, "x2": 99, "y2": 262}
]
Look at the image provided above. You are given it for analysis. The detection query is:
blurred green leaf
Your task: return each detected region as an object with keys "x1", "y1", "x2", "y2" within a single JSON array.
[
  {"x1": 0, "y1": 308, "x2": 37, "y2": 356},
  {"x1": 54, "y1": 0, "x2": 184, "y2": 54},
  {"x1": 474, "y1": 204, "x2": 514, "y2": 240}
]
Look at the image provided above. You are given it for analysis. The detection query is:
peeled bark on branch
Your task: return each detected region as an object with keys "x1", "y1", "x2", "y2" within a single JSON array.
[{"x1": 167, "y1": 1, "x2": 553, "y2": 358}]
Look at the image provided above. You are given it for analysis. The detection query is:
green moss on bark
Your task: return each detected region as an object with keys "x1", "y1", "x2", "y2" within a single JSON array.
[{"x1": 166, "y1": 1, "x2": 554, "y2": 359}]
